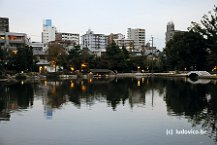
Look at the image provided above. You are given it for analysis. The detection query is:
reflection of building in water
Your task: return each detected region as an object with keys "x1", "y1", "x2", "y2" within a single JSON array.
[
  {"x1": 128, "y1": 78, "x2": 147, "y2": 108},
  {"x1": 128, "y1": 89, "x2": 146, "y2": 107},
  {"x1": 0, "y1": 112, "x2": 10, "y2": 121},
  {"x1": 0, "y1": 94, "x2": 10, "y2": 121},
  {"x1": 0, "y1": 87, "x2": 10, "y2": 121},
  {"x1": 44, "y1": 105, "x2": 53, "y2": 119},
  {"x1": 39, "y1": 81, "x2": 68, "y2": 119},
  {"x1": 0, "y1": 84, "x2": 34, "y2": 121},
  {"x1": 0, "y1": 102, "x2": 16, "y2": 122},
  {"x1": 34, "y1": 80, "x2": 53, "y2": 119}
]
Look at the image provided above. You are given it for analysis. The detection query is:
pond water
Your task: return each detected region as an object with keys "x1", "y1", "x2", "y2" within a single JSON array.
[{"x1": 0, "y1": 77, "x2": 216, "y2": 145}]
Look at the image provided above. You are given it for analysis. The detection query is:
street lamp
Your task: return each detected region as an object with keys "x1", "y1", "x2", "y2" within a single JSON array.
[
  {"x1": 81, "y1": 63, "x2": 87, "y2": 67},
  {"x1": 137, "y1": 66, "x2": 140, "y2": 72},
  {"x1": 149, "y1": 36, "x2": 154, "y2": 75}
]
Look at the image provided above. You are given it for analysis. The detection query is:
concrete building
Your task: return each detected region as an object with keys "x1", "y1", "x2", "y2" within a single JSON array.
[
  {"x1": 30, "y1": 42, "x2": 47, "y2": 58},
  {"x1": 81, "y1": 29, "x2": 107, "y2": 56},
  {"x1": 0, "y1": 17, "x2": 9, "y2": 32},
  {"x1": 0, "y1": 32, "x2": 28, "y2": 52},
  {"x1": 42, "y1": 19, "x2": 56, "y2": 43},
  {"x1": 30, "y1": 42, "x2": 49, "y2": 72},
  {"x1": 165, "y1": 22, "x2": 185, "y2": 44},
  {"x1": 127, "y1": 28, "x2": 145, "y2": 51},
  {"x1": 165, "y1": 22, "x2": 175, "y2": 43},
  {"x1": 113, "y1": 38, "x2": 134, "y2": 51},
  {"x1": 55, "y1": 32, "x2": 79, "y2": 45},
  {"x1": 107, "y1": 33, "x2": 125, "y2": 47}
]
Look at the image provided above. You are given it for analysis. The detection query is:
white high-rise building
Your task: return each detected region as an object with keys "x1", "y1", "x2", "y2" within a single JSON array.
[
  {"x1": 127, "y1": 28, "x2": 145, "y2": 51},
  {"x1": 42, "y1": 19, "x2": 56, "y2": 43},
  {"x1": 81, "y1": 29, "x2": 107, "y2": 56}
]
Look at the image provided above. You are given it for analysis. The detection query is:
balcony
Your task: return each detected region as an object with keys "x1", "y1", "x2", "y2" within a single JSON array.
[{"x1": 8, "y1": 39, "x2": 26, "y2": 44}]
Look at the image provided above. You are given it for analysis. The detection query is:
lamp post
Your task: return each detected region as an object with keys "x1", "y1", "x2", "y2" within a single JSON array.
[
  {"x1": 149, "y1": 36, "x2": 154, "y2": 75},
  {"x1": 150, "y1": 36, "x2": 154, "y2": 107}
]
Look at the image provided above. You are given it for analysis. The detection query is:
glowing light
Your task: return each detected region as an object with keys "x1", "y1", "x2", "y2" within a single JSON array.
[
  {"x1": 12, "y1": 50, "x2": 17, "y2": 55},
  {"x1": 81, "y1": 85, "x2": 86, "y2": 92},
  {"x1": 39, "y1": 66, "x2": 43, "y2": 73},
  {"x1": 89, "y1": 79, "x2": 93, "y2": 84},
  {"x1": 212, "y1": 66, "x2": 217, "y2": 71},
  {"x1": 81, "y1": 63, "x2": 87, "y2": 67},
  {"x1": 70, "y1": 82, "x2": 74, "y2": 88},
  {"x1": 137, "y1": 80, "x2": 141, "y2": 87},
  {"x1": 70, "y1": 67, "x2": 75, "y2": 71},
  {"x1": 44, "y1": 80, "x2": 47, "y2": 86}
]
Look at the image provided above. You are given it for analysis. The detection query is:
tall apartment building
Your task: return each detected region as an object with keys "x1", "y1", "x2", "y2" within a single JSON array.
[
  {"x1": 165, "y1": 22, "x2": 175, "y2": 43},
  {"x1": 81, "y1": 29, "x2": 107, "y2": 56},
  {"x1": 165, "y1": 22, "x2": 185, "y2": 44},
  {"x1": 127, "y1": 28, "x2": 145, "y2": 51},
  {"x1": 56, "y1": 32, "x2": 79, "y2": 45},
  {"x1": 0, "y1": 17, "x2": 9, "y2": 32},
  {"x1": 42, "y1": 19, "x2": 56, "y2": 43}
]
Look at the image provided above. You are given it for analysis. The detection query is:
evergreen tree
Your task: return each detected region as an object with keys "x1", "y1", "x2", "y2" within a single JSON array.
[
  {"x1": 106, "y1": 41, "x2": 128, "y2": 72},
  {"x1": 15, "y1": 46, "x2": 33, "y2": 71},
  {"x1": 190, "y1": 6, "x2": 217, "y2": 69},
  {"x1": 165, "y1": 31, "x2": 207, "y2": 71}
]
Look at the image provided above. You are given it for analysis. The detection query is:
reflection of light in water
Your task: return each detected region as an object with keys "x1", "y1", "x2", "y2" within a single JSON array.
[
  {"x1": 44, "y1": 80, "x2": 47, "y2": 86},
  {"x1": 142, "y1": 77, "x2": 144, "y2": 83},
  {"x1": 89, "y1": 79, "x2": 93, "y2": 84},
  {"x1": 137, "y1": 80, "x2": 141, "y2": 87},
  {"x1": 70, "y1": 81, "x2": 74, "y2": 88},
  {"x1": 44, "y1": 106, "x2": 53, "y2": 120},
  {"x1": 21, "y1": 81, "x2": 24, "y2": 85},
  {"x1": 202, "y1": 108, "x2": 208, "y2": 114},
  {"x1": 146, "y1": 79, "x2": 149, "y2": 84},
  {"x1": 187, "y1": 78, "x2": 211, "y2": 84},
  {"x1": 206, "y1": 94, "x2": 211, "y2": 102},
  {"x1": 81, "y1": 81, "x2": 84, "y2": 85},
  {"x1": 81, "y1": 85, "x2": 86, "y2": 92},
  {"x1": 51, "y1": 87, "x2": 56, "y2": 95}
]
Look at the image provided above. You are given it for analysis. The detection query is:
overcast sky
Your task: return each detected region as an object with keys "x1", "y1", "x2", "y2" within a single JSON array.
[{"x1": 0, "y1": 0, "x2": 216, "y2": 50}]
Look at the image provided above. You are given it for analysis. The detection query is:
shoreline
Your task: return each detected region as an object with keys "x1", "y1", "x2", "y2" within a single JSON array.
[{"x1": 0, "y1": 72, "x2": 217, "y2": 83}]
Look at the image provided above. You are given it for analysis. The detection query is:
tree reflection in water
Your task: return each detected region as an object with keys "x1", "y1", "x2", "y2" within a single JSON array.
[
  {"x1": 0, "y1": 82, "x2": 34, "y2": 121},
  {"x1": 0, "y1": 78, "x2": 216, "y2": 142},
  {"x1": 164, "y1": 78, "x2": 217, "y2": 142}
]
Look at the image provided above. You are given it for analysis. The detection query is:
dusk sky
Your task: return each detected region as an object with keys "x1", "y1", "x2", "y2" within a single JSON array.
[{"x1": 0, "y1": 0, "x2": 216, "y2": 50}]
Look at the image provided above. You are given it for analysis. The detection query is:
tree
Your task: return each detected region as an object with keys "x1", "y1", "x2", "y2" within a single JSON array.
[
  {"x1": 106, "y1": 41, "x2": 128, "y2": 72},
  {"x1": 67, "y1": 45, "x2": 82, "y2": 70},
  {"x1": 48, "y1": 42, "x2": 66, "y2": 71},
  {"x1": 122, "y1": 45, "x2": 129, "y2": 59},
  {"x1": 190, "y1": 6, "x2": 217, "y2": 69},
  {"x1": 15, "y1": 46, "x2": 33, "y2": 71},
  {"x1": 0, "y1": 48, "x2": 8, "y2": 71},
  {"x1": 129, "y1": 41, "x2": 134, "y2": 52},
  {"x1": 165, "y1": 31, "x2": 207, "y2": 71}
]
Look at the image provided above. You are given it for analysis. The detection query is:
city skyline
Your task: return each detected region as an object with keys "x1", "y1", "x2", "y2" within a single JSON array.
[{"x1": 0, "y1": 0, "x2": 216, "y2": 50}]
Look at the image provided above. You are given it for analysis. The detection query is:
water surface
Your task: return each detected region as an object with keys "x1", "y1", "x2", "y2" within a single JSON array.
[{"x1": 0, "y1": 77, "x2": 216, "y2": 145}]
